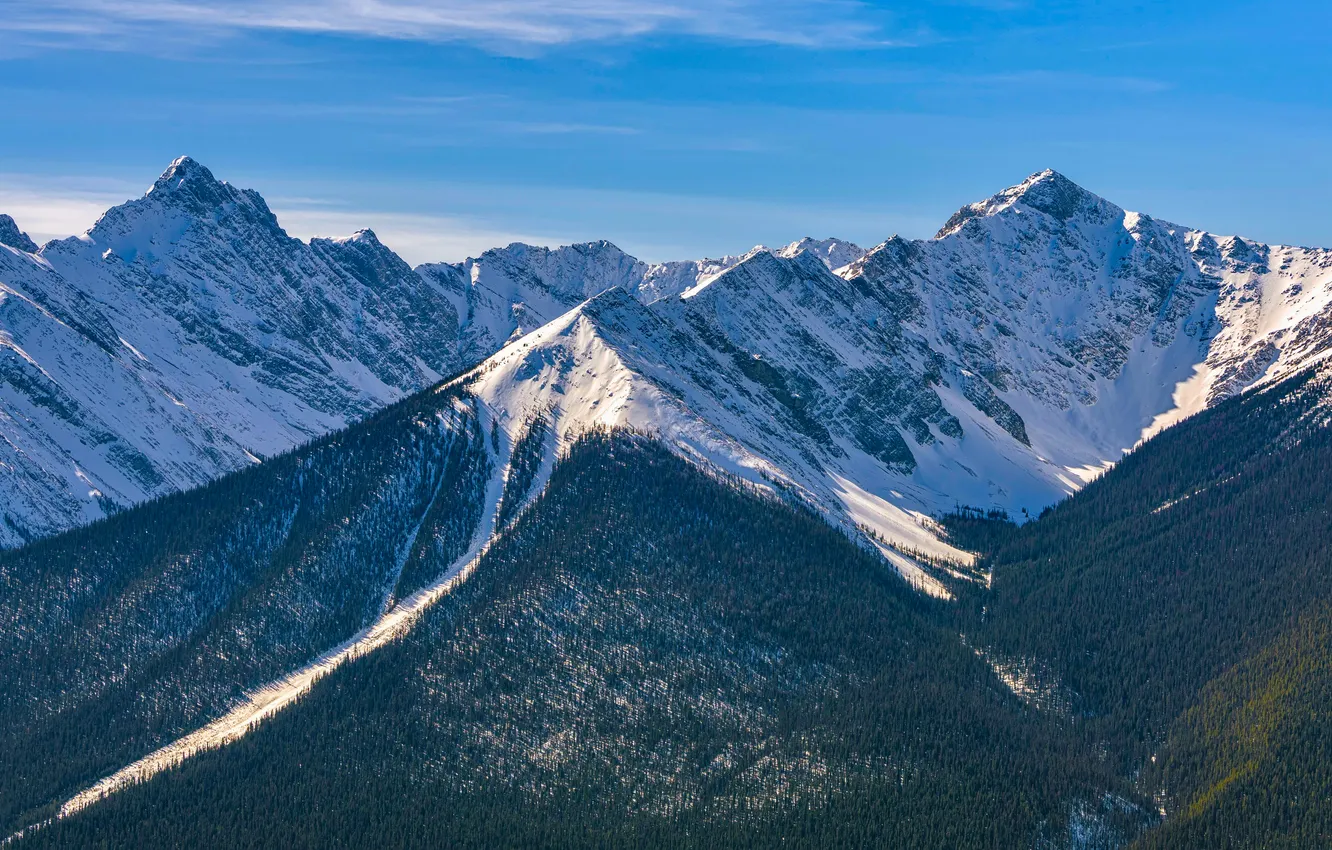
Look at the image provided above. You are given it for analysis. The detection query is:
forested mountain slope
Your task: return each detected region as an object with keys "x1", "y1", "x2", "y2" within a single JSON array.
[
  {"x1": 1136, "y1": 604, "x2": 1332, "y2": 848},
  {"x1": 12, "y1": 434, "x2": 1143, "y2": 850},
  {"x1": 0, "y1": 373, "x2": 508, "y2": 835},
  {"x1": 5, "y1": 357, "x2": 1332, "y2": 848},
  {"x1": 951, "y1": 366, "x2": 1332, "y2": 847}
]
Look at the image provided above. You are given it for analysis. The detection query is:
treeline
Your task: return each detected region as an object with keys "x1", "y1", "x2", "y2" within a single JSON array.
[{"x1": 12, "y1": 361, "x2": 1332, "y2": 847}]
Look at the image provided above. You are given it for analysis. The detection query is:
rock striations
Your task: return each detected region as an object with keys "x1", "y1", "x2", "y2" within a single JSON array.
[{"x1": 0, "y1": 158, "x2": 463, "y2": 546}]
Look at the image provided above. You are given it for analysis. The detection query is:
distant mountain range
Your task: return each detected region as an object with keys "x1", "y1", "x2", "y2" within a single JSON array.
[{"x1": 7, "y1": 158, "x2": 1328, "y2": 587}]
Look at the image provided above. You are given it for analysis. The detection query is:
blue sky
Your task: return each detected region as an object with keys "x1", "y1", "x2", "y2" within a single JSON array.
[{"x1": 2, "y1": 1, "x2": 1329, "y2": 264}]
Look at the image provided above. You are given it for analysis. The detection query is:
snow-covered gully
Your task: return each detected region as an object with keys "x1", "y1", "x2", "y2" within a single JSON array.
[{"x1": 6, "y1": 423, "x2": 515, "y2": 844}]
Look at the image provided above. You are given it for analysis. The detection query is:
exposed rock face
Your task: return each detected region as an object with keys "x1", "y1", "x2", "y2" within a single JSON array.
[
  {"x1": 458, "y1": 170, "x2": 1332, "y2": 593},
  {"x1": 415, "y1": 237, "x2": 867, "y2": 363},
  {"x1": 0, "y1": 158, "x2": 859, "y2": 549},
  {"x1": 0, "y1": 215, "x2": 39, "y2": 253}
]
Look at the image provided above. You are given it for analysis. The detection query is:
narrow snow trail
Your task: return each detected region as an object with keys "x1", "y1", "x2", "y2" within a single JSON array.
[{"x1": 32, "y1": 420, "x2": 512, "y2": 831}]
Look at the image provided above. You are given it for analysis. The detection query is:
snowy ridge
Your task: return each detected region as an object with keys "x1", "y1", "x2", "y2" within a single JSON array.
[
  {"x1": 0, "y1": 215, "x2": 38, "y2": 254},
  {"x1": 455, "y1": 282, "x2": 975, "y2": 596},
  {"x1": 0, "y1": 158, "x2": 477, "y2": 547},
  {"x1": 415, "y1": 237, "x2": 866, "y2": 363},
  {"x1": 0, "y1": 155, "x2": 861, "y2": 549},
  {"x1": 9, "y1": 163, "x2": 1332, "y2": 835},
  {"x1": 775, "y1": 236, "x2": 867, "y2": 271},
  {"x1": 1143, "y1": 234, "x2": 1332, "y2": 436}
]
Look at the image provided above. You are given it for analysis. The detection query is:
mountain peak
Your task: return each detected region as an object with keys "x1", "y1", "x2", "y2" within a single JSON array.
[
  {"x1": 1007, "y1": 169, "x2": 1108, "y2": 218},
  {"x1": 934, "y1": 169, "x2": 1117, "y2": 239},
  {"x1": 0, "y1": 213, "x2": 39, "y2": 253},
  {"x1": 312, "y1": 227, "x2": 401, "y2": 260},
  {"x1": 338, "y1": 228, "x2": 382, "y2": 246},
  {"x1": 150, "y1": 156, "x2": 218, "y2": 193},
  {"x1": 62, "y1": 157, "x2": 285, "y2": 255},
  {"x1": 139, "y1": 155, "x2": 246, "y2": 218}
]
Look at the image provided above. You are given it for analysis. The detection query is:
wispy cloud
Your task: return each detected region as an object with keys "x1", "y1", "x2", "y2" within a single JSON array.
[{"x1": 7, "y1": 0, "x2": 896, "y2": 50}]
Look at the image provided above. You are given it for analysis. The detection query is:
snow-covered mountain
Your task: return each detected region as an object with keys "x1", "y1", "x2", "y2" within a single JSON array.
[
  {"x1": 455, "y1": 170, "x2": 1332, "y2": 595},
  {"x1": 415, "y1": 237, "x2": 864, "y2": 363},
  {"x1": 775, "y1": 236, "x2": 867, "y2": 270},
  {"x1": 0, "y1": 215, "x2": 38, "y2": 254},
  {"x1": 0, "y1": 157, "x2": 861, "y2": 549},
  {"x1": 0, "y1": 157, "x2": 467, "y2": 547}
]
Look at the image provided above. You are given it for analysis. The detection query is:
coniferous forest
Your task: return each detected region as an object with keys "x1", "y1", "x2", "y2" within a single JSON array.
[
  {"x1": 13, "y1": 432, "x2": 1140, "y2": 848},
  {"x1": 950, "y1": 369, "x2": 1332, "y2": 848}
]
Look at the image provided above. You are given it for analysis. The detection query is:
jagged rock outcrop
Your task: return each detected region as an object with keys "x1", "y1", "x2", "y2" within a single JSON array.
[
  {"x1": 0, "y1": 215, "x2": 39, "y2": 253},
  {"x1": 458, "y1": 170, "x2": 1332, "y2": 594}
]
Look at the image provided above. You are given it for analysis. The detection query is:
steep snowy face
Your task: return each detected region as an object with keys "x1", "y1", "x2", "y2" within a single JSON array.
[
  {"x1": 846, "y1": 171, "x2": 1221, "y2": 484},
  {"x1": 6, "y1": 159, "x2": 1331, "y2": 568},
  {"x1": 1158, "y1": 234, "x2": 1332, "y2": 432},
  {"x1": 0, "y1": 157, "x2": 466, "y2": 547},
  {"x1": 634, "y1": 250, "x2": 755, "y2": 303},
  {"x1": 460, "y1": 271, "x2": 981, "y2": 598},
  {"x1": 417, "y1": 240, "x2": 650, "y2": 364},
  {"x1": 860, "y1": 170, "x2": 1332, "y2": 450},
  {"x1": 43, "y1": 158, "x2": 463, "y2": 404},
  {"x1": 0, "y1": 215, "x2": 39, "y2": 254},
  {"x1": 639, "y1": 238, "x2": 865, "y2": 302},
  {"x1": 0, "y1": 159, "x2": 866, "y2": 549}
]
